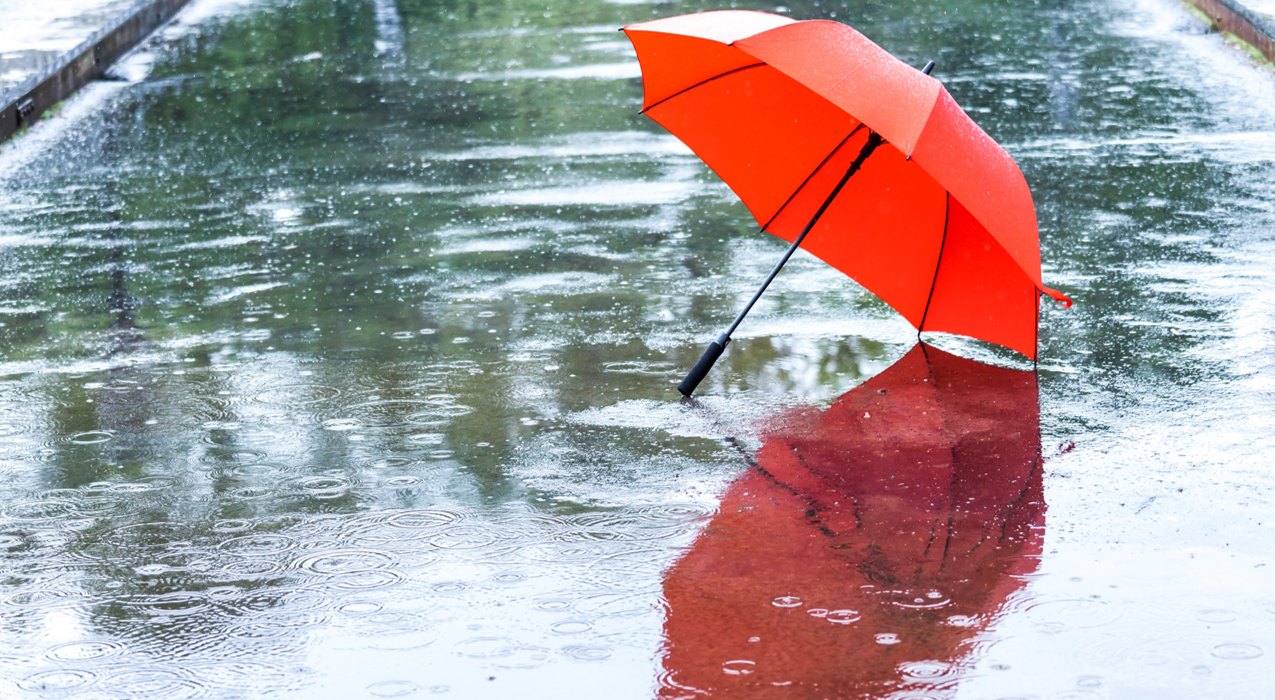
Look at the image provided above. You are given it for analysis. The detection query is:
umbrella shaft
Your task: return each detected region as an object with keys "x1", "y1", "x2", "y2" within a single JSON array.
[{"x1": 724, "y1": 130, "x2": 885, "y2": 339}]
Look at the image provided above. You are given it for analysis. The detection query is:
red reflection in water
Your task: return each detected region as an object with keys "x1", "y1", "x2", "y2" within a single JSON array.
[{"x1": 660, "y1": 343, "x2": 1044, "y2": 698}]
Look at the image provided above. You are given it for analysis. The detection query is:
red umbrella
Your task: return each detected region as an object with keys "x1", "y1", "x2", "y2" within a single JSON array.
[
  {"x1": 659, "y1": 343, "x2": 1044, "y2": 697},
  {"x1": 621, "y1": 12, "x2": 1071, "y2": 395}
]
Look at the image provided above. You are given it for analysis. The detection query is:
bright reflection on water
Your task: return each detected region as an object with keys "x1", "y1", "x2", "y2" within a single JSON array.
[{"x1": 1, "y1": 0, "x2": 1274, "y2": 697}]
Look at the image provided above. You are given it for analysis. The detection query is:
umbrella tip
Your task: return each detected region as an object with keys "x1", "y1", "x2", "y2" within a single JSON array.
[{"x1": 921, "y1": 60, "x2": 936, "y2": 75}]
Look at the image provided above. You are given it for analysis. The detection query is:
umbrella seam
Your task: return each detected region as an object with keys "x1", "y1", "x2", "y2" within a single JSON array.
[
  {"x1": 640, "y1": 62, "x2": 767, "y2": 114},
  {"x1": 825, "y1": 64, "x2": 937, "y2": 156},
  {"x1": 758, "y1": 124, "x2": 866, "y2": 233},
  {"x1": 936, "y1": 445, "x2": 961, "y2": 573},
  {"x1": 993, "y1": 453, "x2": 1044, "y2": 548},
  {"x1": 725, "y1": 437, "x2": 866, "y2": 536},
  {"x1": 917, "y1": 192, "x2": 951, "y2": 334}
]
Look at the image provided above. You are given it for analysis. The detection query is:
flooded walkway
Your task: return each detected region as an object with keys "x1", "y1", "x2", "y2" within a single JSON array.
[{"x1": 1, "y1": 0, "x2": 1273, "y2": 697}]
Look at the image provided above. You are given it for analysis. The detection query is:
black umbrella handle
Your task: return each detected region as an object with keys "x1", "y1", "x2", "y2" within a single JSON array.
[{"x1": 678, "y1": 334, "x2": 730, "y2": 397}]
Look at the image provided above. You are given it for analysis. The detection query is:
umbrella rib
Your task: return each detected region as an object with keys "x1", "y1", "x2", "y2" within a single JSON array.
[
  {"x1": 917, "y1": 192, "x2": 952, "y2": 335},
  {"x1": 713, "y1": 431, "x2": 859, "y2": 538},
  {"x1": 758, "y1": 124, "x2": 866, "y2": 234},
  {"x1": 640, "y1": 62, "x2": 767, "y2": 114},
  {"x1": 722, "y1": 129, "x2": 885, "y2": 340}
]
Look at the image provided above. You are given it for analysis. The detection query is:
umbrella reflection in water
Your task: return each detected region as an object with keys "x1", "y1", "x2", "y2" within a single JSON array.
[{"x1": 660, "y1": 343, "x2": 1044, "y2": 697}]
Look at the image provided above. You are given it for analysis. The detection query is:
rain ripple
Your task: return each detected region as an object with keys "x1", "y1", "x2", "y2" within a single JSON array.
[
  {"x1": 99, "y1": 667, "x2": 207, "y2": 699},
  {"x1": 16, "y1": 668, "x2": 98, "y2": 693},
  {"x1": 252, "y1": 381, "x2": 342, "y2": 407},
  {"x1": 343, "y1": 508, "x2": 466, "y2": 546},
  {"x1": 293, "y1": 548, "x2": 394, "y2": 575},
  {"x1": 218, "y1": 533, "x2": 298, "y2": 557},
  {"x1": 118, "y1": 591, "x2": 213, "y2": 618},
  {"x1": 454, "y1": 637, "x2": 551, "y2": 670}
]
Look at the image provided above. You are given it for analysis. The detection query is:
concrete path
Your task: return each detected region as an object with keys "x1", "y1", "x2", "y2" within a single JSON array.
[
  {"x1": 1185, "y1": 0, "x2": 1275, "y2": 63},
  {"x1": 0, "y1": 0, "x2": 190, "y2": 142}
]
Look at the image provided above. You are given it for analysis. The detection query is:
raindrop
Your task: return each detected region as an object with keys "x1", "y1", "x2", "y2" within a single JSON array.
[
  {"x1": 253, "y1": 383, "x2": 341, "y2": 406},
  {"x1": 1197, "y1": 609, "x2": 1238, "y2": 623},
  {"x1": 429, "y1": 526, "x2": 499, "y2": 550},
  {"x1": 5, "y1": 498, "x2": 78, "y2": 520},
  {"x1": 101, "y1": 668, "x2": 205, "y2": 698},
  {"x1": 891, "y1": 588, "x2": 952, "y2": 609},
  {"x1": 455, "y1": 637, "x2": 516, "y2": 659},
  {"x1": 899, "y1": 660, "x2": 953, "y2": 681},
  {"x1": 293, "y1": 548, "x2": 394, "y2": 575},
  {"x1": 366, "y1": 456, "x2": 415, "y2": 469},
  {"x1": 536, "y1": 599, "x2": 572, "y2": 612},
  {"x1": 387, "y1": 509, "x2": 465, "y2": 529},
  {"x1": 219, "y1": 534, "x2": 298, "y2": 557},
  {"x1": 121, "y1": 591, "x2": 210, "y2": 617},
  {"x1": 322, "y1": 418, "x2": 362, "y2": 432},
  {"x1": 771, "y1": 595, "x2": 803, "y2": 608},
  {"x1": 329, "y1": 569, "x2": 407, "y2": 591},
  {"x1": 825, "y1": 609, "x2": 861, "y2": 625},
  {"x1": 551, "y1": 620, "x2": 592, "y2": 635},
  {"x1": 721, "y1": 660, "x2": 756, "y2": 676},
  {"x1": 367, "y1": 680, "x2": 421, "y2": 698},
  {"x1": 17, "y1": 669, "x2": 97, "y2": 692},
  {"x1": 1211, "y1": 643, "x2": 1263, "y2": 660},
  {"x1": 294, "y1": 475, "x2": 352, "y2": 499},
  {"x1": 210, "y1": 519, "x2": 255, "y2": 534},
  {"x1": 103, "y1": 521, "x2": 194, "y2": 549},
  {"x1": 45, "y1": 639, "x2": 126, "y2": 662},
  {"x1": 67, "y1": 430, "x2": 114, "y2": 444},
  {"x1": 384, "y1": 475, "x2": 422, "y2": 487},
  {"x1": 338, "y1": 601, "x2": 384, "y2": 616},
  {"x1": 220, "y1": 557, "x2": 286, "y2": 579},
  {"x1": 405, "y1": 399, "x2": 474, "y2": 426},
  {"x1": 563, "y1": 645, "x2": 611, "y2": 661},
  {"x1": 230, "y1": 486, "x2": 272, "y2": 501}
]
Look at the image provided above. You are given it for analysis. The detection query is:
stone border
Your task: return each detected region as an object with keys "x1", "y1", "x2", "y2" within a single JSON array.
[
  {"x1": 1184, "y1": 0, "x2": 1275, "y2": 63},
  {"x1": 0, "y1": 0, "x2": 191, "y2": 144}
]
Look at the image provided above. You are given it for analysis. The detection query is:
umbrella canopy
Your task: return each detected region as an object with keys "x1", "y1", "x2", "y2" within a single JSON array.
[
  {"x1": 623, "y1": 11, "x2": 1070, "y2": 361},
  {"x1": 660, "y1": 343, "x2": 1044, "y2": 696}
]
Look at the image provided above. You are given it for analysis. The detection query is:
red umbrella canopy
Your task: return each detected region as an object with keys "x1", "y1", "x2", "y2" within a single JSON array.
[
  {"x1": 623, "y1": 12, "x2": 1070, "y2": 360},
  {"x1": 659, "y1": 344, "x2": 1044, "y2": 697}
]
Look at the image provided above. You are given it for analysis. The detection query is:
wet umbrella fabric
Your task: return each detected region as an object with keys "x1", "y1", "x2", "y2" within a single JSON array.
[
  {"x1": 622, "y1": 11, "x2": 1071, "y2": 393},
  {"x1": 659, "y1": 343, "x2": 1044, "y2": 696}
]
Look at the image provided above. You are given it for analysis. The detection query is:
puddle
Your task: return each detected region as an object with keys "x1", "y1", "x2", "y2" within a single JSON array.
[{"x1": 1, "y1": 0, "x2": 1274, "y2": 697}]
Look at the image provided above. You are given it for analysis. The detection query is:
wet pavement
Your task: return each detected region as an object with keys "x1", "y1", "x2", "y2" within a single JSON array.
[{"x1": 1, "y1": 0, "x2": 1274, "y2": 697}]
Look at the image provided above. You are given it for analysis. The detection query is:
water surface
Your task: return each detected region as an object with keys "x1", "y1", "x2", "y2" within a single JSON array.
[{"x1": 1, "y1": 0, "x2": 1273, "y2": 697}]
